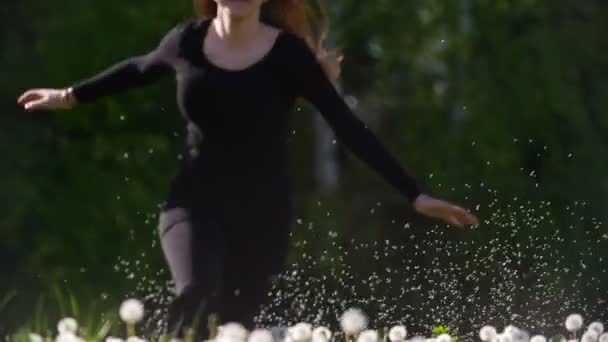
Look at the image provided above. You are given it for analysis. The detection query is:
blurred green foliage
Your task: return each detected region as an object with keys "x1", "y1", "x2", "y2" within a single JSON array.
[{"x1": 2, "y1": 0, "x2": 608, "y2": 337}]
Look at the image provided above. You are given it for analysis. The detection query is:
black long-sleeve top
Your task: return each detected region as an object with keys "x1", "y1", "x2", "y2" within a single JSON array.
[{"x1": 71, "y1": 17, "x2": 421, "y2": 211}]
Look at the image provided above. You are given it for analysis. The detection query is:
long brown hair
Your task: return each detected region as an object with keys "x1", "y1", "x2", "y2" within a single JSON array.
[{"x1": 193, "y1": 0, "x2": 330, "y2": 53}]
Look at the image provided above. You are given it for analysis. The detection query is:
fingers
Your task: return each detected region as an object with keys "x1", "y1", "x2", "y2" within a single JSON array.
[
  {"x1": 326, "y1": 50, "x2": 344, "y2": 61},
  {"x1": 332, "y1": 52, "x2": 345, "y2": 65},
  {"x1": 451, "y1": 206, "x2": 480, "y2": 228},
  {"x1": 417, "y1": 196, "x2": 480, "y2": 229},
  {"x1": 24, "y1": 97, "x2": 49, "y2": 111},
  {"x1": 17, "y1": 89, "x2": 42, "y2": 105},
  {"x1": 447, "y1": 215, "x2": 465, "y2": 229},
  {"x1": 467, "y1": 212, "x2": 480, "y2": 226},
  {"x1": 318, "y1": 50, "x2": 344, "y2": 65},
  {"x1": 336, "y1": 53, "x2": 345, "y2": 64}
]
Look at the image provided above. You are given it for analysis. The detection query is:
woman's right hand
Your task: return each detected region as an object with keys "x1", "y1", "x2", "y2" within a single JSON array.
[
  {"x1": 318, "y1": 48, "x2": 344, "y2": 82},
  {"x1": 17, "y1": 87, "x2": 76, "y2": 111},
  {"x1": 413, "y1": 194, "x2": 480, "y2": 229}
]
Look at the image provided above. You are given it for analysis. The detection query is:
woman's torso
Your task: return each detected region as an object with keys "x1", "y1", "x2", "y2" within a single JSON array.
[{"x1": 162, "y1": 18, "x2": 299, "y2": 213}]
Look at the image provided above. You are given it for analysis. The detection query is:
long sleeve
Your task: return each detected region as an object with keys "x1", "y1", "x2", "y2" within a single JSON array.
[
  {"x1": 70, "y1": 22, "x2": 187, "y2": 102},
  {"x1": 291, "y1": 36, "x2": 422, "y2": 204}
]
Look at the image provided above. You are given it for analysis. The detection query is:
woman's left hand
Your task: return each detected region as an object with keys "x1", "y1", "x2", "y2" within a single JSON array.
[
  {"x1": 413, "y1": 194, "x2": 480, "y2": 229},
  {"x1": 318, "y1": 48, "x2": 344, "y2": 82}
]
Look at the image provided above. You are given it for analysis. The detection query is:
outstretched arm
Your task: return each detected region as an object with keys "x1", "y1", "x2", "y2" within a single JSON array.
[
  {"x1": 293, "y1": 36, "x2": 421, "y2": 203},
  {"x1": 291, "y1": 36, "x2": 479, "y2": 228},
  {"x1": 18, "y1": 22, "x2": 186, "y2": 110}
]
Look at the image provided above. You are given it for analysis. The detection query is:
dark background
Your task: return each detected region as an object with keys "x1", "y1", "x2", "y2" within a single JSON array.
[{"x1": 2, "y1": 0, "x2": 608, "y2": 339}]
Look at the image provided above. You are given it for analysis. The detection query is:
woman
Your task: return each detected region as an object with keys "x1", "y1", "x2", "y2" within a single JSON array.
[{"x1": 17, "y1": 0, "x2": 479, "y2": 338}]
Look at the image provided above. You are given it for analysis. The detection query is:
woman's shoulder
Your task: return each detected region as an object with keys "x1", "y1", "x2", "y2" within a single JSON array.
[
  {"x1": 277, "y1": 30, "x2": 312, "y2": 51},
  {"x1": 156, "y1": 17, "x2": 210, "y2": 52},
  {"x1": 166, "y1": 17, "x2": 207, "y2": 37},
  {"x1": 273, "y1": 30, "x2": 319, "y2": 68}
]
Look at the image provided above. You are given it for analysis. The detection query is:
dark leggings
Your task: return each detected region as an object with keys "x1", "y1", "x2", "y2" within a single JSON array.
[{"x1": 158, "y1": 201, "x2": 290, "y2": 339}]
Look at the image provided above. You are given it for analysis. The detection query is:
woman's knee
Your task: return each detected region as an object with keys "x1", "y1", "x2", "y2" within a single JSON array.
[{"x1": 158, "y1": 207, "x2": 193, "y2": 237}]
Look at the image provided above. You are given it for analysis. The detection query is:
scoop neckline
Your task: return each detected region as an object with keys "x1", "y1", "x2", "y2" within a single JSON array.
[{"x1": 196, "y1": 17, "x2": 284, "y2": 73}]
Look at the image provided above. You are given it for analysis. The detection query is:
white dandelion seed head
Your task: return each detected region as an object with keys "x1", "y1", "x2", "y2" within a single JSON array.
[
  {"x1": 119, "y1": 298, "x2": 145, "y2": 324},
  {"x1": 566, "y1": 314, "x2": 584, "y2": 332},
  {"x1": 589, "y1": 322, "x2": 605, "y2": 335},
  {"x1": 270, "y1": 326, "x2": 288, "y2": 342},
  {"x1": 495, "y1": 333, "x2": 513, "y2": 342},
  {"x1": 55, "y1": 332, "x2": 83, "y2": 342},
  {"x1": 29, "y1": 333, "x2": 44, "y2": 342},
  {"x1": 435, "y1": 333, "x2": 451, "y2": 342},
  {"x1": 503, "y1": 325, "x2": 520, "y2": 337},
  {"x1": 407, "y1": 337, "x2": 426, "y2": 342},
  {"x1": 125, "y1": 337, "x2": 146, "y2": 342},
  {"x1": 388, "y1": 325, "x2": 407, "y2": 342},
  {"x1": 507, "y1": 327, "x2": 529, "y2": 342},
  {"x1": 529, "y1": 335, "x2": 547, "y2": 342},
  {"x1": 356, "y1": 330, "x2": 379, "y2": 342},
  {"x1": 479, "y1": 326, "x2": 497, "y2": 341},
  {"x1": 599, "y1": 333, "x2": 608, "y2": 342},
  {"x1": 218, "y1": 334, "x2": 247, "y2": 342},
  {"x1": 502, "y1": 325, "x2": 530, "y2": 342},
  {"x1": 425, "y1": 339, "x2": 436, "y2": 342},
  {"x1": 57, "y1": 317, "x2": 78, "y2": 335},
  {"x1": 312, "y1": 326, "x2": 332, "y2": 342},
  {"x1": 248, "y1": 329, "x2": 274, "y2": 342},
  {"x1": 285, "y1": 323, "x2": 310, "y2": 342},
  {"x1": 582, "y1": 331, "x2": 599, "y2": 342},
  {"x1": 288, "y1": 323, "x2": 313, "y2": 342},
  {"x1": 340, "y1": 308, "x2": 368, "y2": 336},
  {"x1": 105, "y1": 337, "x2": 125, "y2": 342},
  {"x1": 218, "y1": 322, "x2": 249, "y2": 342}
]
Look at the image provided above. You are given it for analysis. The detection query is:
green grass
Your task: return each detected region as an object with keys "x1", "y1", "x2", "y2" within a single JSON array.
[{"x1": 4, "y1": 287, "x2": 120, "y2": 342}]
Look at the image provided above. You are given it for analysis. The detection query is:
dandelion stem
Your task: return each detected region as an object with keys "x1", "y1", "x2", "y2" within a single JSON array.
[
  {"x1": 208, "y1": 313, "x2": 219, "y2": 339},
  {"x1": 185, "y1": 327, "x2": 195, "y2": 342},
  {"x1": 127, "y1": 322, "x2": 136, "y2": 337}
]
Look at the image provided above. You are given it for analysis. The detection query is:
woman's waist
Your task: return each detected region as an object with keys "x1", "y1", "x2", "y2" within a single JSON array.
[
  {"x1": 165, "y1": 157, "x2": 292, "y2": 210},
  {"x1": 185, "y1": 143, "x2": 288, "y2": 170},
  {"x1": 176, "y1": 150, "x2": 291, "y2": 185},
  {"x1": 188, "y1": 128, "x2": 288, "y2": 153}
]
